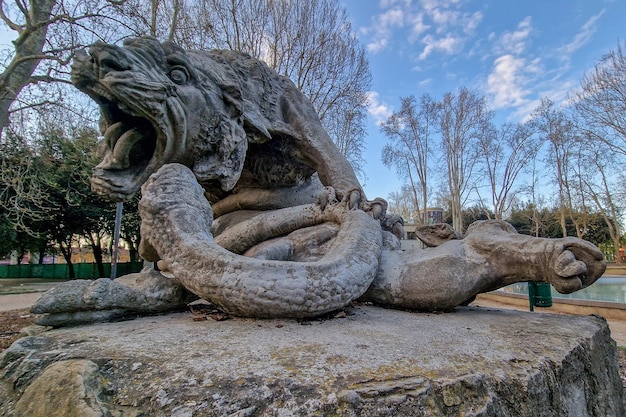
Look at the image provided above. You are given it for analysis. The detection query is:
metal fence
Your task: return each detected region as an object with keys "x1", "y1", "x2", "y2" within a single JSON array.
[{"x1": 0, "y1": 262, "x2": 144, "y2": 279}]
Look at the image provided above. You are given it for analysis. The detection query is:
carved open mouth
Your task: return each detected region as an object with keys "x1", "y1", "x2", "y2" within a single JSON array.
[
  {"x1": 98, "y1": 98, "x2": 156, "y2": 170},
  {"x1": 88, "y1": 87, "x2": 162, "y2": 201}
]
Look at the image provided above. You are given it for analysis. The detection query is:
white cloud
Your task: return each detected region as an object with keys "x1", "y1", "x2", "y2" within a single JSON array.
[
  {"x1": 411, "y1": 1, "x2": 482, "y2": 59},
  {"x1": 366, "y1": 91, "x2": 394, "y2": 124},
  {"x1": 419, "y1": 0, "x2": 438, "y2": 13},
  {"x1": 380, "y1": 8, "x2": 405, "y2": 26},
  {"x1": 366, "y1": 7, "x2": 406, "y2": 53},
  {"x1": 362, "y1": 0, "x2": 479, "y2": 54},
  {"x1": 419, "y1": 0, "x2": 461, "y2": 13},
  {"x1": 409, "y1": 13, "x2": 429, "y2": 37},
  {"x1": 420, "y1": 6, "x2": 482, "y2": 36},
  {"x1": 418, "y1": 34, "x2": 462, "y2": 60},
  {"x1": 463, "y1": 11, "x2": 483, "y2": 35},
  {"x1": 419, "y1": 78, "x2": 434, "y2": 87},
  {"x1": 484, "y1": 16, "x2": 536, "y2": 117},
  {"x1": 558, "y1": 10, "x2": 605, "y2": 56},
  {"x1": 379, "y1": 0, "x2": 411, "y2": 8},
  {"x1": 510, "y1": 78, "x2": 577, "y2": 122},
  {"x1": 487, "y1": 54, "x2": 533, "y2": 110},
  {"x1": 367, "y1": 38, "x2": 389, "y2": 53},
  {"x1": 494, "y1": 16, "x2": 533, "y2": 55},
  {"x1": 431, "y1": 8, "x2": 460, "y2": 30}
]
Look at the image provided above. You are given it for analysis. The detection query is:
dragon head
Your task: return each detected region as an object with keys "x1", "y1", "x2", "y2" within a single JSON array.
[{"x1": 72, "y1": 37, "x2": 247, "y2": 201}]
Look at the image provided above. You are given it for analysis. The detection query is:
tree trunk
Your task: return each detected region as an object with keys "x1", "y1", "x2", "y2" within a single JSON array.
[
  {"x1": 0, "y1": 0, "x2": 57, "y2": 134},
  {"x1": 59, "y1": 242, "x2": 75, "y2": 279},
  {"x1": 38, "y1": 246, "x2": 45, "y2": 264},
  {"x1": 128, "y1": 242, "x2": 138, "y2": 263},
  {"x1": 92, "y1": 243, "x2": 105, "y2": 277},
  {"x1": 613, "y1": 239, "x2": 622, "y2": 264}
]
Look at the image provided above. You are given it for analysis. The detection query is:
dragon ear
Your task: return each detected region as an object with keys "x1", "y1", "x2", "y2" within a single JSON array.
[
  {"x1": 221, "y1": 84, "x2": 271, "y2": 140},
  {"x1": 221, "y1": 84, "x2": 243, "y2": 118}
]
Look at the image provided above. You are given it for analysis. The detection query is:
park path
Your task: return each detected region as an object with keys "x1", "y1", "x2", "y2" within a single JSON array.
[{"x1": 0, "y1": 292, "x2": 44, "y2": 312}]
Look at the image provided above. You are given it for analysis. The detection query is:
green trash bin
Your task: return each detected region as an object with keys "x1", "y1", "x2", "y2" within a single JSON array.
[{"x1": 528, "y1": 282, "x2": 553, "y2": 311}]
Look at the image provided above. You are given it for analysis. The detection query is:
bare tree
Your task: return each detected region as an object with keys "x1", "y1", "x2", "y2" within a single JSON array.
[
  {"x1": 387, "y1": 185, "x2": 418, "y2": 223},
  {"x1": 380, "y1": 94, "x2": 437, "y2": 225},
  {"x1": 0, "y1": 130, "x2": 53, "y2": 233},
  {"x1": 0, "y1": 0, "x2": 57, "y2": 132},
  {"x1": 476, "y1": 121, "x2": 539, "y2": 220},
  {"x1": 569, "y1": 40, "x2": 626, "y2": 253},
  {"x1": 438, "y1": 87, "x2": 492, "y2": 233},
  {"x1": 572, "y1": 131, "x2": 625, "y2": 262},
  {"x1": 0, "y1": 1, "x2": 176, "y2": 268},
  {"x1": 184, "y1": 0, "x2": 371, "y2": 175},
  {"x1": 113, "y1": 0, "x2": 185, "y2": 41},
  {"x1": 1, "y1": 0, "x2": 372, "y2": 262},
  {"x1": 179, "y1": 0, "x2": 270, "y2": 55},
  {"x1": 0, "y1": 0, "x2": 136, "y2": 136},
  {"x1": 325, "y1": 93, "x2": 368, "y2": 181},
  {"x1": 530, "y1": 98, "x2": 577, "y2": 238},
  {"x1": 572, "y1": 40, "x2": 626, "y2": 157},
  {"x1": 0, "y1": 0, "x2": 370, "y2": 168}
]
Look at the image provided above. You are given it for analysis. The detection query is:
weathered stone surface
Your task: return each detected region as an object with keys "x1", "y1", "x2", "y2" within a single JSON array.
[
  {"x1": 30, "y1": 36, "x2": 609, "y2": 325},
  {"x1": 138, "y1": 163, "x2": 383, "y2": 318},
  {"x1": 13, "y1": 359, "x2": 108, "y2": 417},
  {"x1": 414, "y1": 223, "x2": 461, "y2": 247},
  {"x1": 1, "y1": 305, "x2": 623, "y2": 416},
  {"x1": 30, "y1": 268, "x2": 193, "y2": 326},
  {"x1": 364, "y1": 221, "x2": 607, "y2": 311}
]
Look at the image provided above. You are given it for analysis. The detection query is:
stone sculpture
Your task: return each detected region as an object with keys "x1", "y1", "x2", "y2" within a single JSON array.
[{"x1": 31, "y1": 37, "x2": 606, "y2": 325}]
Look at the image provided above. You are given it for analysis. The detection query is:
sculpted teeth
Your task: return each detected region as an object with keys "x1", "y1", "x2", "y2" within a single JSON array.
[
  {"x1": 104, "y1": 121, "x2": 126, "y2": 148},
  {"x1": 100, "y1": 122, "x2": 145, "y2": 170},
  {"x1": 112, "y1": 127, "x2": 144, "y2": 168}
]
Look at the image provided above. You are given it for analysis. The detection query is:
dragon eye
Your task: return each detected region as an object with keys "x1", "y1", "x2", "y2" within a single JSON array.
[{"x1": 168, "y1": 66, "x2": 189, "y2": 85}]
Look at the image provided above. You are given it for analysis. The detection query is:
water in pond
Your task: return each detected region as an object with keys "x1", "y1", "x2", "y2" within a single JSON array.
[{"x1": 499, "y1": 277, "x2": 626, "y2": 303}]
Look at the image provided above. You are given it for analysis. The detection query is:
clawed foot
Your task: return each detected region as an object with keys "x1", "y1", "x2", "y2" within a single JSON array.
[
  {"x1": 318, "y1": 186, "x2": 361, "y2": 211},
  {"x1": 465, "y1": 220, "x2": 606, "y2": 295},
  {"x1": 318, "y1": 186, "x2": 388, "y2": 219},
  {"x1": 317, "y1": 187, "x2": 401, "y2": 241},
  {"x1": 549, "y1": 238, "x2": 606, "y2": 293}
]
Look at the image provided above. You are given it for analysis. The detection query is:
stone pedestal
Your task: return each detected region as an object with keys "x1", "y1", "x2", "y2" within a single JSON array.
[{"x1": 1, "y1": 305, "x2": 623, "y2": 416}]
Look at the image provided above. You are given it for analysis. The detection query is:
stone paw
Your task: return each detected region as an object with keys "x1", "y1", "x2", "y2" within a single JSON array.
[
  {"x1": 549, "y1": 237, "x2": 606, "y2": 293},
  {"x1": 30, "y1": 268, "x2": 196, "y2": 327}
]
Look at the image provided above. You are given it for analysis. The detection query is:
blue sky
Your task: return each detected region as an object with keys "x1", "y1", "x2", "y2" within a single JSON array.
[
  {"x1": 1, "y1": 1, "x2": 623, "y2": 205},
  {"x1": 341, "y1": 0, "x2": 626, "y2": 201}
]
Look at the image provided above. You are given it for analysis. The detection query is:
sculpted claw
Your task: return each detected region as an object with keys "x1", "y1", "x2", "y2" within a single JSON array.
[
  {"x1": 318, "y1": 186, "x2": 338, "y2": 211},
  {"x1": 554, "y1": 250, "x2": 586, "y2": 278},
  {"x1": 549, "y1": 238, "x2": 606, "y2": 293},
  {"x1": 348, "y1": 190, "x2": 361, "y2": 210}
]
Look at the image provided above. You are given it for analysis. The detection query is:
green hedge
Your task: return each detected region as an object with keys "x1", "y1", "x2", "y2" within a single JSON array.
[{"x1": 0, "y1": 262, "x2": 144, "y2": 279}]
